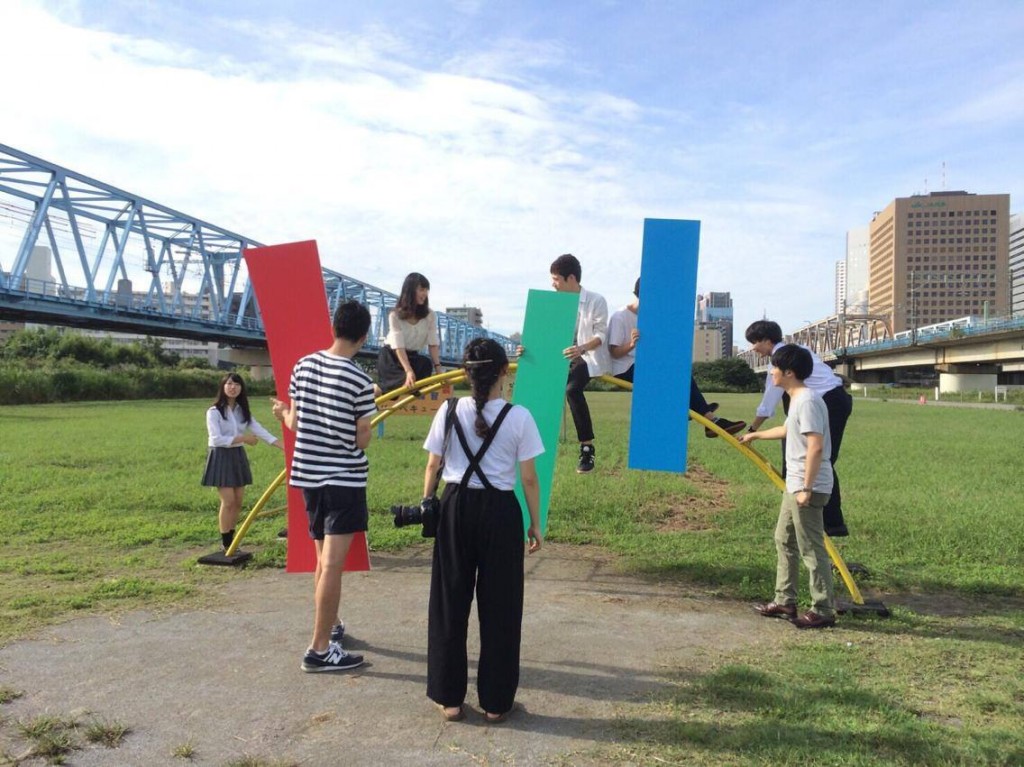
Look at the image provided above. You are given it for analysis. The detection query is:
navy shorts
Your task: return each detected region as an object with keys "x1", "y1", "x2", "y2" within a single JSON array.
[{"x1": 301, "y1": 485, "x2": 369, "y2": 539}]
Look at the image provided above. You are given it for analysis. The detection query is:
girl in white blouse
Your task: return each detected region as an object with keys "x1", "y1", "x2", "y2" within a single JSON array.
[
  {"x1": 377, "y1": 272, "x2": 443, "y2": 393},
  {"x1": 201, "y1": 373, "x2": 282, "y2": 550}
]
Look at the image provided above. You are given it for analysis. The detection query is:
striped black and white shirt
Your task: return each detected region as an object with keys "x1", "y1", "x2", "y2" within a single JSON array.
[{"x1": 288, "y1": 351, "x2": 377, "y2": 488}]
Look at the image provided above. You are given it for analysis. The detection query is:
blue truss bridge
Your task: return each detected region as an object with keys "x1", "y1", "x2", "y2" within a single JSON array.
[{"x1": 0, "y1": 143, "x2": 514, "y2": 363}]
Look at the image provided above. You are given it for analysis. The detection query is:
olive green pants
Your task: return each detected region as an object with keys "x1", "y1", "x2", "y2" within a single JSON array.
[{"x1": 774, "y1": 491, "x2": 835, "y2": 618}]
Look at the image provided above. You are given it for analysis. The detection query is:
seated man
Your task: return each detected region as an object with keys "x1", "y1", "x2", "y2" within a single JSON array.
[{"x1": 608, "y1": 278, "x2": 746, "y2": 438}]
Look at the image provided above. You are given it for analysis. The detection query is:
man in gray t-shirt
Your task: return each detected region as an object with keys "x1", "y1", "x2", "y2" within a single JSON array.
[{"x1": 739, "y1": 344, "x2": 836, "y2": 630}]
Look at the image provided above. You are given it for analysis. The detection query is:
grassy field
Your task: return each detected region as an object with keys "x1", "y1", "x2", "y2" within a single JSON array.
[{"x1": 1, "y1": 393, "x2": 1022, "y2": 765}]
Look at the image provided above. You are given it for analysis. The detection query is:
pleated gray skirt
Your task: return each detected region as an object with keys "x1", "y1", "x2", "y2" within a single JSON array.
[{"x1": 201, "y1": 447, "x2": 253, "y2": 488}]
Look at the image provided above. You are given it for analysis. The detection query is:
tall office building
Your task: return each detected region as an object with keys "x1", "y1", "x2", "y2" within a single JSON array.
[
  {"x1": 1010, "y1": 213, "x2": 1024, "y2": 317},
  {"x1": 845, "y1": 225, "x2": 870, "y2": 313},
  {"x1": 695, "y1": 291, "x2": 733, "y2": 357},
  {"x1": 867, "y1": 191, "x2": 1010, "y2": 333}
]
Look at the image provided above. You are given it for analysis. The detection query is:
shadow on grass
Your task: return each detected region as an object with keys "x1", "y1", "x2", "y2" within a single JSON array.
[{"x1": 616, "y1": 665, "x2": 1024, "y2": 766}]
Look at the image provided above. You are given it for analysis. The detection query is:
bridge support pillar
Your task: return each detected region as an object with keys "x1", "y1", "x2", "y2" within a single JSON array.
[
  {"x1": 936, "y1": 364, "x2": 999, "y2": 394},
  {"x1": 218, "y1": 347, "x2": 274, "y2": 381}
]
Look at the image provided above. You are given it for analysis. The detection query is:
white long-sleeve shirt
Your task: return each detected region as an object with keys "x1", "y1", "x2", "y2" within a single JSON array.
[
  {"x1": 206, "y1": 405, "x2": 278, "y2": 448},
  {"x1": 755, "y1": 342, "x2": 844, "y2": 418},
  {"x1": 575, "y1": 286, "x2": 611, "y2": 377}
]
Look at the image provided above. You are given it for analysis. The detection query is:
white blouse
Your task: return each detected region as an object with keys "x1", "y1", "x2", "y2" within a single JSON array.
[
  {"x1": 385, "y1": 309, "x2": 440, "y2": 351},
  {"x1": 206, "y1": 405, "x2": 278, "y2": 448}
]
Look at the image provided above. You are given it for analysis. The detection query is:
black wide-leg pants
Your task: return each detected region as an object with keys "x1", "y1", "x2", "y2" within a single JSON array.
[{"x1": 427, "y1": 484, "x2": 525, "y2": 714}]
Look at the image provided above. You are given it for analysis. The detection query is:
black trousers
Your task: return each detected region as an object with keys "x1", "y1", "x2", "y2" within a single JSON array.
[
  {"x1": 566, "y1": 357, "x2": 594, "y2": 442},
  {"x1": 427, "y1": 484, "x2": 525, "y2": 714},
  {"x1": 781, "y1": 385, "x2": 853, "y2": 531},
  {"x1": 616, "y1": 368, "x2": 712, "y2": 415}
]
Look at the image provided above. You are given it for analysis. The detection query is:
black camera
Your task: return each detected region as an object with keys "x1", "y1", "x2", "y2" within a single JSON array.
[{"x1": 391, "y1": 496, "x2": 440, "y2": 538}]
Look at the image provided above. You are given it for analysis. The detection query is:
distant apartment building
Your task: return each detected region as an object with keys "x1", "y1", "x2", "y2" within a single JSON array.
[
  {"x1": 445, "y1": 306, "x2": 483, "y2": 327},
  {"x1": 834, "y1": 260, "x2": 846, "y2": 315},
  {"x1": 1011, "y1": 213, "x2": 1024, "y2": 317},
  {"x1": 867, "y1": 191, "x2": 1010, "y2": 333},
  {"x1": 695, "y1": 292, "x2": 733, "y2": 357},
  {"x1": 693, "y1": 324, "x2": 724, "y2": 362}
]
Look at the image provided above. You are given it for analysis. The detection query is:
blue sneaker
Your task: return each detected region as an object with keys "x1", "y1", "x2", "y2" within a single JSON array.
[
  {"x1": 301, "y1": 642, "x2": 364, "y2": 672},
  {"x1": 330, "y1": 621, "x2": 345, "y2": 643}
]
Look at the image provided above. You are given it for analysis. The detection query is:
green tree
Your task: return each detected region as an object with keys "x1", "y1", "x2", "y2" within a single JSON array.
[{"x1": 692, "y1": 357, "x2": 761, "y2": 393}]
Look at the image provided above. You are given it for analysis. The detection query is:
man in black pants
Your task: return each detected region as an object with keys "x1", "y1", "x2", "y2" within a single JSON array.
[
  {"x1": 745, "y1": 320, "x2": 853, "y2": 537},
  {"x1": 550, "y1": 254, "x2": 610, "y2": 474}
]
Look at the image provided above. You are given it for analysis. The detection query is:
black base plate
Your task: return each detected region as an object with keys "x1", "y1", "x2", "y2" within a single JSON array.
[
  {"x1": 197, "y1": 550, "x2": 253, "y2": 567},
  {"x1": 836, "y1": 599, "x2": 890, "y2": 618}
]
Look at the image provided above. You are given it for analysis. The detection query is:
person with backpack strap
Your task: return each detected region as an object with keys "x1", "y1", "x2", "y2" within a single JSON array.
[{"x1": 421, "y1": 338, "x2": 544, "y2": 724}]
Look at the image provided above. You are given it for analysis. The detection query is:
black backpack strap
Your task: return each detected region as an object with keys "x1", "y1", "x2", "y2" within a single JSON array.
[{"x1": 453, "y1": 403, "x2": 514, "y2": 489}]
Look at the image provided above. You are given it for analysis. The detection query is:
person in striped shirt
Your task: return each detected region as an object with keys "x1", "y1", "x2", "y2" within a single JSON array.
[{"x1": 272, "y1": 300, "x2": 377, "y2": 672}]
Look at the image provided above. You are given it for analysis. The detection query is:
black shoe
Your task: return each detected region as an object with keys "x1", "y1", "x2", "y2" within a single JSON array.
[
  {"x1": 825, "y1": 524, "x2": 849, "y2": 538},
  {"x1": 705, "y1": 418, "x2": 747, "y2": 438},
  {"x1": 577, "y1": 444, "x2": 595, "y2": 474},
  {"x1": 301, "y1": 642, "x2": 364, "y2": 672},
  {"x1": 706, "y1": 402, "x2": 719, "y2": 414}
]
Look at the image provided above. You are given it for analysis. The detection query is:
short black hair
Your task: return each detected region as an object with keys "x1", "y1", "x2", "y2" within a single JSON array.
[
  {"x1": 770, "y1": 344, "x2": 813, "y2": 381},
  {"x1": 550, "y1": 254, "x2": 581, "y2": 282},
  {"x1": 633, "y1": 277, "x2": 640, "y2": 298},
  {"x1": 745, "y1": 319, "x2": 783, "y2": 345},
  {"x1": 332, "y1": 300, "x2": 371, "y2": 343}
]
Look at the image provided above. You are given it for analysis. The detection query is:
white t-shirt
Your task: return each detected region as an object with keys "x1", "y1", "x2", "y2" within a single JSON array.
[
  {"x1": 574, "y1": 286, "x2": 611, "y2": 377},
  {"x1": 607, "y1": 305, "x2": 638, "y2": 377},
  {"x1": 423, "y1": 398, "x2": 544, "y2": 490}
]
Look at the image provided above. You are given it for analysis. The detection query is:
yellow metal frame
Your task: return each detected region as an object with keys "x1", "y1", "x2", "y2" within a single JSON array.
[{"x1": 228, "y1": 367, "x2": 867, "y2": 606}]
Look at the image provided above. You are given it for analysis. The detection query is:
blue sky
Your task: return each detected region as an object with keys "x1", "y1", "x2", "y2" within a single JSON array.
[{"x1": 3, "y1": 0, "x2": 1023, "y2": 342}]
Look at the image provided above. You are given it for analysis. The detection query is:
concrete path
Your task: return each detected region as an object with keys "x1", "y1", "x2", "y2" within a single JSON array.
[{"x1": 0, "y1": 544, "x2": 773, "y2": 766}]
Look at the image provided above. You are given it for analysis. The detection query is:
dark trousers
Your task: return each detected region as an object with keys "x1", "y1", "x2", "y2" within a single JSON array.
[
  {"x1": 427, "y1": 484, "x2": 525, "y2": 714},
  {"x1": 616, "y1": 368, "x2": 711, "y2": 415},
  {"x1": 566, "y1": 357, "x2": 594, "y2": 442},
  {"x1": 376, "y1": 346, "x2": 433, "y2": 393},
  {"x1": 781, "y1": 385, "x2": 853, "y2": 531}
]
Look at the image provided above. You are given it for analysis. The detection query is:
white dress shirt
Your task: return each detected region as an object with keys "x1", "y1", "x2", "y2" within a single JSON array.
[
  {"x1": 575, "y1": 286, "x2": 611, "y2": 377},
  {"x1": 756, "y1": 342, "x2": 844, "y2": 418},
  {"x1": 206, "y1": 405, "x2": 278, "y2": 448}
]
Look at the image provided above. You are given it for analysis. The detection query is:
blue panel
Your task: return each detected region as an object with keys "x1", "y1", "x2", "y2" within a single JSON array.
[{"x1": 628, "y1": 219, "x2": 700, "y2": 473}]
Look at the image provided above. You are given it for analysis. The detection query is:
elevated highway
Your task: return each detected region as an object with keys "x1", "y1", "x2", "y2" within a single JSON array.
[{"x1": 740, "y1": 314, "x2": 1024, "y2": 391}]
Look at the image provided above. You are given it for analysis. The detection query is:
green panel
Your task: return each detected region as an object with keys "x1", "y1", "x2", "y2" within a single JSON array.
[{"x1": 513, "y1": 289, "x2": 579, "y2": 534}]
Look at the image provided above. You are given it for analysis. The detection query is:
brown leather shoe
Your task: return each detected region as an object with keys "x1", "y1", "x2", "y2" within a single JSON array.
[
  {"x1": 793, "y1": 610, "x2": 836, "y2": 629},
  {"x1": 756, "y1": 602, "x2": 797, "y2": 619}
]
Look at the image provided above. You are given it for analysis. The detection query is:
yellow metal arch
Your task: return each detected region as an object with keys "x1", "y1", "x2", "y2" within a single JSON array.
[{"x1": 229, "y1": 367, "x2": 867, "y2": 606}]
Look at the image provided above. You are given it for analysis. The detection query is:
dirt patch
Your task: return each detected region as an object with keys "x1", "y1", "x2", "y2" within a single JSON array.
[
  {"x1": 0, "y1": 543, "x2": 777, "y2": 767},
  {"x1": 656, "y1": 464, "x2": 734, "y2": 532}
]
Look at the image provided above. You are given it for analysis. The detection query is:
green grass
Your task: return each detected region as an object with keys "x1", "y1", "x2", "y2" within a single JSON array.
[{"x1": 1, "y1": 393, "x2": 1023, "y2": 765}]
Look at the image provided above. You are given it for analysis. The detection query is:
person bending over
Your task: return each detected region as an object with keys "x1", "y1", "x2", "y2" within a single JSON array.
[{"x1": 745, "y1": 319, "x2": 853, "y2": 537}]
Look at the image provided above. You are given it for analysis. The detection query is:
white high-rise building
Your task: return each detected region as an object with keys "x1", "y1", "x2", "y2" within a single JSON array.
[
  {"x1": 845, "y1": 225, "x2": 870, "y2": 313},
  {"x1": 1011, "y1": 212, "x2": 1024, "y2": 317}
]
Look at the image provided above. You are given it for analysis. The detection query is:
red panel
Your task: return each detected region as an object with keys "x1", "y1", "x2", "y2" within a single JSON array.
[{"x1": 244, "y1": 241, "x2": 371, "y2": 573}]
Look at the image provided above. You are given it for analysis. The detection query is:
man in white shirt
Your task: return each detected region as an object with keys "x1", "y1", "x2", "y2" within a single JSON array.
[
  {"x1": 745, "y1": 320, "x2": 853, "y2": 537},
  {"x1": 608, "y1": 278, "x2": 746, "y2": 438},
  {"x1": 550, "y1": 254, "x2": 611, "y2": 474}
]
